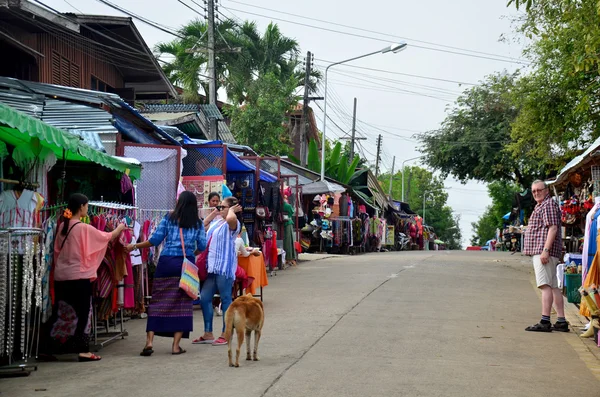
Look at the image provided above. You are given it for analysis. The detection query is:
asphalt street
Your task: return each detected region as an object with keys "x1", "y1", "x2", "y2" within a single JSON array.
[{"x1": 2, "y1": 251, "x2": 599, "y2": 397}]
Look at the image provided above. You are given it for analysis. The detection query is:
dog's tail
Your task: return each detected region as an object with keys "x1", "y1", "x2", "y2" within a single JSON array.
[{"x1": 223, "y1": 306, "x2": 235, "y2": 342}]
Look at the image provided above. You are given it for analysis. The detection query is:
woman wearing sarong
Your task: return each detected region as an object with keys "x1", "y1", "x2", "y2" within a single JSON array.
[
  {"x1": 128, "y1": 191, "x2": 206, "y2": 356},
  {"x1": 41, "y1": 193, "x2": 125, "y2": 362}
]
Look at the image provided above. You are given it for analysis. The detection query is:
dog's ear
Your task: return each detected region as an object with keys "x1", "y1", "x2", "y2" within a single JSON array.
[{"x1": 246, "y1": 293, "x2": 253, "y2": 298}]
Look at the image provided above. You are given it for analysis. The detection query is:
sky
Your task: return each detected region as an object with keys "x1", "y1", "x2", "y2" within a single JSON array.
[{"x1": 44, "y1": 0, "x2": 525, "y2": 246}]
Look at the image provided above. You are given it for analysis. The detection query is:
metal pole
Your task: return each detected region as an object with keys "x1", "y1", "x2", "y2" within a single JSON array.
[
  {"x1": 207, "y1": 0, "x2": 218, "y2": 140},
  {"x1": 401, "y1": 155, "x2": 425, "y2": 202},
  {"x1": 321, "y1": 49, "x2": 387, "y2": 181},
  {"x1": 388, "y1": 156, "x2": 395, "y2": 196},
  {"x1": 350, "y1": 97, "x2": 357, "y2": 162},
  {"x1": 301, "y1": 51, "x2": 312, "y2": 167}
]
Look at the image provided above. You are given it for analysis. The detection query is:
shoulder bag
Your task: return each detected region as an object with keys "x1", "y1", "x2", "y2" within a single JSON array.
[
  {"x1": 195, "y1": 235, "x2": 211, "y2": 281},
  {"x1": 179, "y1": 229, "x2": 200, "y2": 299}
]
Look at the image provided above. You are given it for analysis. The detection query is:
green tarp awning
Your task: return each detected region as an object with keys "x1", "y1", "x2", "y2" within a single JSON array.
[{"x1": 0, "y1": 103, "x2": 141, "y2": 179}]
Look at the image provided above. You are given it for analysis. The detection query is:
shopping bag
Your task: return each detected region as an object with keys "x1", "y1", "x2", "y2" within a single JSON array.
[{"x1": 179, "y1": 229, "x2": 200, "y2": 299}]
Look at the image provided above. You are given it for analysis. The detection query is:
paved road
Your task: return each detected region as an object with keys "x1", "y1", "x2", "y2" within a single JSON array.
[{"x1": 3, "y1": 251, "x2": 599, "y2": 396}]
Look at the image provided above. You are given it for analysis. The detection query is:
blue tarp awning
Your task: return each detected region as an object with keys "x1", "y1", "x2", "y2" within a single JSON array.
[{"x1": 199, "y1": 141, "x2": 277, "y2": 182}]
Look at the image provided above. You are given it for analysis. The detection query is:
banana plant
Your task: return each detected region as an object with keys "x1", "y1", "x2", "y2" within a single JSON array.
[{"x1": 306, "y1": 139, "x2": 362, "y2": 184}]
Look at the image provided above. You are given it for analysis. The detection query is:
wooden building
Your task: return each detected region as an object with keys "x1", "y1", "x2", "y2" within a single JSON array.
[{"x1": 0, "y1": 0, "x2": 176, "y2": 103}]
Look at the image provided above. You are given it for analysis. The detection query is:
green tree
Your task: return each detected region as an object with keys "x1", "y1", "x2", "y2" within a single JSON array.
[
  {"x1": 471, "y1": 209, "x2": 497, "y2": 246},
  {"x1": 379, "y1": 166, "x2": 462, "y2": 249},
  {"x1": 225, "y1": 73, "x2": 298, "y2": 155},
  {"x1": 470, "y1": 181, "x2": 521, "y2": 245},
  {"x1": 506, "y1": 1, "x2": 600, "y2": 170},
  {"x1": 419, "y1": 72, "x2": 541, "y2": 189}
]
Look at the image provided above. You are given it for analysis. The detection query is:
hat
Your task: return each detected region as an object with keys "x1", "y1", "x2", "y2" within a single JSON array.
[{"x1": 313, "y1": 195, "x2": 322, "y2": 203}]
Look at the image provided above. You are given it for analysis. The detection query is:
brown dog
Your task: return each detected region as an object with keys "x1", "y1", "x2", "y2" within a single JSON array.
[{"x1": 224, "y1": 293, "x2": 264, "y2": 367}]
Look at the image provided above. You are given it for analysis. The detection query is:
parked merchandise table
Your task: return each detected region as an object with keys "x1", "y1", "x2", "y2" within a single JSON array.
[{"x1": 238, "y1": 254, "x2": 269, "y2": 300}]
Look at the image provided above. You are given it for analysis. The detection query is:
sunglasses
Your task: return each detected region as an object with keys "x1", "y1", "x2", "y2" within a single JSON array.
[{"x1": 216, "y1": 205, "x2": 230, "y2": 211}]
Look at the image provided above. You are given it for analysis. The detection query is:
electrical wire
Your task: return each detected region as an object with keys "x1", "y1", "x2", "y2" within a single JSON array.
[
  {"x1": 312, "y1": 59, "x2": 477, "y2": 86},
  {"x1": 221, "y1": 5, "x2": 529, "y2": 65},
  {"x1": 226, "y1": 0, "x2": 527, "y2": 63}
]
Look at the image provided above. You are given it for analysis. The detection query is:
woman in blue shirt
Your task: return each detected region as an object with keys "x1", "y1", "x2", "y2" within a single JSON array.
[
  {"x1": 193, "y1": 197, "x2": 241, "y2": 346},
  {"x1": 127, "y1": 191, "x2": 206, "y2": 356}
]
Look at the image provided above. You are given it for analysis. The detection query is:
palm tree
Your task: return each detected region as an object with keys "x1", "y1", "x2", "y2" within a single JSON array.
[{"x1": 155, "y1": 19, "x2": 321, "y2": 103}]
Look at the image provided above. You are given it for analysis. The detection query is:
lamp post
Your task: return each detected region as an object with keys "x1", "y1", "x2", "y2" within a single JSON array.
[
  {"x1": 423, "y1": 190, "x2": 433, "y2": 225},
  {"x1": 401, "y1": 155, "x2": 425, "y2": 202},
  {"x1": 320, "y1": 42, "x2": 408, "y2": 180}
]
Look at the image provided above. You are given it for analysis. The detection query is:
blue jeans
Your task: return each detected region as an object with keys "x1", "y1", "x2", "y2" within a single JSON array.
[{"x1": 200, "y1": 273, "x2": 234, "y2": 333}]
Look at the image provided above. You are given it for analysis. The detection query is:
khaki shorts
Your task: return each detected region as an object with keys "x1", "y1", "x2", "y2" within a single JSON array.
[{"x1": 532, "y1": 255, "x2": 560, "y2": 288}]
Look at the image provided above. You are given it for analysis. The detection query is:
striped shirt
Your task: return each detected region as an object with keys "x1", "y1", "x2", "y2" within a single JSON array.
[
  {"x1": 207, "y1": 219, "x2": 241, "y2": 280},
  {"x1": 148, "y1": 215, "x2": 206, "y2": 257}
]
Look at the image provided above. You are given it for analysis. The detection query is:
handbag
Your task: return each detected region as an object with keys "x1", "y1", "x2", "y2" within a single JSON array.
[
  {"x1": 195, "y1": 235, "x2": 212, "y2": 281},
  {"x1": 179, "y1": 229, "x2": 200, "y2": 299}
]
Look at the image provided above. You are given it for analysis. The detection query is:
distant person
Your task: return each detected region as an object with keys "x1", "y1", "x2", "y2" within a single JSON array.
[{"x1": 523, "y1": 180, "x2": 568, "y2": 332}]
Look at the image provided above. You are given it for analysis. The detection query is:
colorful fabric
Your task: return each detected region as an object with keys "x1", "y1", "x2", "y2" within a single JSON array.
[
  {"x1": 147, "y1": 255, "x2": 194, "y2": 338},
  {"x1": 54, "y1": 222, "x2": 113, "y2": 281},
  {"x1": 42, "y1": 279, "x2": 93, "y2": 354},
  {"x1": 523, "y1": 195, "x2": 562, "y2": 258},
  {"x1": 148, "y1": 215, "x2": 206, "y2": 257},
  {"x1": 207, "y1": 219, "x2": 240, "y2": 280},
  {"x1": 283, "y1": 202, "x2": 294, "y2": 226}
]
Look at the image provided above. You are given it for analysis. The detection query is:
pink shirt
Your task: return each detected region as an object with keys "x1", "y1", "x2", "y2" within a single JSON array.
[{"x1": 54, "y1": 222, "x2": 112, "y2": 281}]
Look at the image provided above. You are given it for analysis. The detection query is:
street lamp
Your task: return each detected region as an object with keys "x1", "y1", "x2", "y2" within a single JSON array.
[
  {"x1": 423, "y1": 190, "x2": 433, "y2": 225},
  {"x1": 401, "y1": 155, "x2": 424, "y2": 202},
  {"x1": 320, "y1": 42, "x2": 408, "y2": 180}
]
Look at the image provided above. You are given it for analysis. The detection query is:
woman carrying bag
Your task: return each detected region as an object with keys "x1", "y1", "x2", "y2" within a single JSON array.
[{"x1": 127, "y1": 191, "x2": 206, "y2": 356}]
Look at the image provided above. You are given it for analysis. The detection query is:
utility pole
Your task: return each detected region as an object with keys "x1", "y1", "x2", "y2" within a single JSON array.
[
  {"x1": 388, "y1": 155, "x2": 395, "y2": 196},
  {"x1": 207, "y1": 0, "x2": 218, "y2": 140},
  {"x1": 350, "y1": 98, "x2": 357, "y2": 162},
  {"x1": 300, "y1": 51, "x2": 312, "y2": 166},
  {"x1": 375, "y1": 134, "x2": 382, "y2": 178}
]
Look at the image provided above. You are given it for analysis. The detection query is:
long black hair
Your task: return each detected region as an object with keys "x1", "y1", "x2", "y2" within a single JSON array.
[
  {"x1": 170, "y1": 191, "x2": 201, "y2": 228},
  {"x1": 61, "y1": 193, "x2": 89, "y2": 236}
]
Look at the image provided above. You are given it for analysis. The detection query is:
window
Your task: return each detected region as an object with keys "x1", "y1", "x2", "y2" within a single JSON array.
[
  {"x1": 90, "y1": 75, "x2": 112, "y2": 92},
  {"x1": 51, "y1": 52, "x2": 80, "y2": 88}
]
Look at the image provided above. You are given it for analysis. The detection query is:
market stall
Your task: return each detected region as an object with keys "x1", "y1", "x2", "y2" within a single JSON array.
[{"x1": 0, "y1": 104, "x2": 142, "y2": 372}]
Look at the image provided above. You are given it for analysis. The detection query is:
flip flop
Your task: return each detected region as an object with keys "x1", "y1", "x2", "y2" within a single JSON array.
[
  {"x1": 172, "y1": 348, "x2": 187, "y2": 355},
  {"x1": 192, "y1": 336, "x2": 214, "y2": 344},
  {"x1": 140, "y1": 347, "x2": 154, "y2": 357},
  {"x1": 78, "y1": 354, "x2": 102, "y2": 362}
]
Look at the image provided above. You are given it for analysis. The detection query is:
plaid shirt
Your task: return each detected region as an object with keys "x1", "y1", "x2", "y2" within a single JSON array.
[
  {"x1": 523, "y1": 195, "x2": 562, "y2": 258},
  {"x1": 148, "y1": 215, "x2": 206, "y2": 257}
]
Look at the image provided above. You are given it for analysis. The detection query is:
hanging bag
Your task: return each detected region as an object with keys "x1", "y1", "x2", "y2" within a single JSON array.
[
  {"x1": 195, "y1": 235, "x2": 212, "y2": 281},
  {"x1": 179, "y1": 229, "x2": 200, "y2": 299}
]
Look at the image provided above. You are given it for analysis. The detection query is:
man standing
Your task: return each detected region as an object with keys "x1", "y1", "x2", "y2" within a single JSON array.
[{"x1": 523, "y1": 180, "x2": 569, "y2": 332}]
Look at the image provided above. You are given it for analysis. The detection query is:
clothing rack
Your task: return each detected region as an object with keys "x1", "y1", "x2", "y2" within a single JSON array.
[
  {"x1": 88, "y1": 202, "x2": 137, "y2": 351},
  {"x1": 0, "y1": 227, "x2": 44, "y2": 377}
]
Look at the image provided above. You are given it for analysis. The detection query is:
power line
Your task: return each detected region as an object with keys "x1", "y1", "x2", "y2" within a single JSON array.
[
  {"x1": 312, "y1": 59, "x2": 477, "y2": 86},
  {"x1": 95, "y1": 0, "x2": 186, "y2": 38},
  {"x1": 226, "y1": 0, "x2": 527, "y2": 63},
  {"x1": 221, "y1": 5, "x2": 528, "y2": 65}
]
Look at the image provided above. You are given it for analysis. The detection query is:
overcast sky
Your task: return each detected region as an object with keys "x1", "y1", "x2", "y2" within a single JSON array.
[{"x1": 45, "y1": 0, "x2": 525, "y2": 246}]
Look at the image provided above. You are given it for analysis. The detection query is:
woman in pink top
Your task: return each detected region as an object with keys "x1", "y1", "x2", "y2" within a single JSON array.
[{"x1": 41, "y1": 193, "x2": 124, "y2": 362}]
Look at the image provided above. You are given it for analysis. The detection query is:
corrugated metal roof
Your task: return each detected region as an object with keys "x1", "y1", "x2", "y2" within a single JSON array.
[
  {"x1": 200, "y1": 104, "x2": 224, "y2": 120},
  {"x1": 0, "y1": 77, "x2": 120, "y2": 105},
  {"x1": 140, "y1": 104, "x2": 202, "y2": 113}
]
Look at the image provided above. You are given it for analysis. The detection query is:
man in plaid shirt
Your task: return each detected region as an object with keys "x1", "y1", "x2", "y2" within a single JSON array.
[{"x1": 523, "y1": 180, "x2": 568, "y2": 332}]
